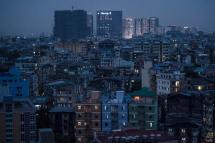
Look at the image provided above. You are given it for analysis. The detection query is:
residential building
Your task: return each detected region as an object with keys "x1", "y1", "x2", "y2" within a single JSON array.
[
  {"x1": 75, "y1": 91, "x2": 101, "y2": 143},
  {"x1": 141, "y1": 61, "x2": 153, "y2": 88},
  {"x1": 156, "y1": 70, "x2": 184, "y2": 95},
  {"x1": 0, "y1": 67, "x2": 29, "y2": 97},
  {"x1": 101, "y1": 91, "x2": 129, "y2": 132},
  {"x1": 128, "y1": 87, "x2": 158, "y2": 130},
  {"x1": 0, "y1": 96, "x2": 36, "y2": 143},
  {"x1": 47, "y1": 80, "x2": 79, "y2": 107},
  {"x1": 49, "y1": 106, "x2": 75, "y2": 143},
  {"x1": 95, "y1": 129, "x2": 178, "y2": 143},
  {"x1": 37, "y1": 128, "x2": 55, "y2": 143}
]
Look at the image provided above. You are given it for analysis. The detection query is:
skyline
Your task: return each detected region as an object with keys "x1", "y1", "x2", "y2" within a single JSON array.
[{"x1": 1, "y1": 0, "x2": 215, "y2": 36}]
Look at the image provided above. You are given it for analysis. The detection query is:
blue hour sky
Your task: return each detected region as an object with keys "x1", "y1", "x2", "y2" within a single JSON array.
[{"x1": 0, "y1": 0, "x2": 215, "y2": 35}]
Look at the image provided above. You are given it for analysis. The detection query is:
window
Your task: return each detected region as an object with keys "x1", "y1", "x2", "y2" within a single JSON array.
[
  {"x1": 78, "y1": 106, "x2": 81, "y2": 110},
  {"x1": 78, "y1": 130, "x2": 82, "y2": 135},
  {"x1": 133, "y1": 114, "x2": 136, "y2": 119},
  {"x1": 95, "y1": 105, "x2": 98, "y2": 110},
  {"x1": 94, "y1": 114, "x2": 99, "y2": 119},
  {"x1": 5, "y1": 104, "x2": 12, "y2": 112},
  {"x1": 150, "y1": 122, "x2": 153, "y2": 128},
  {"x1": 149, "y1": 115, "x2": 153, "y2": 119},
  {"x1": 95, "y1": 122, "x2": 98, "y2": 127},
  {"x1": 104, "y1": 106, "x2": 107, "y2": 111},
  {"x1": 78, "y1": 114, "x2": 82, "y2": 118},
  {"x1": 105, "y1": 122, "x2": 108, "y2": 127},
  {"x1": 181, "y1": 129, "x2": 186, "y2": 133},
  {"x1": 181, "y1": 137, "x2": 186, "y2": 142},
  {"x1": 78, "y1": 122, "x2": 81, "y2": 126}
]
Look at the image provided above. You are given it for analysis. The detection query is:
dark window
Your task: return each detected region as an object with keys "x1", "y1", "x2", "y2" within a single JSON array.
[
  {"x1": 94, "y1": 114, "x2": 98, "y2": 119},
  {"x1": 95, "y1": 122, "x2": 98, "y2": 127},
  {"x1": 149, "y1": 115, "x2": 153, "y2": 119},
  {"x1": 5, "y1": 104, "x2": 12, "y2": 112},
  {"x1": 105, "y1": 122, "x2": 108, "y2": 127},
  {"x1": 78, "y1": 130, "x2": 82, "y2": 135}
]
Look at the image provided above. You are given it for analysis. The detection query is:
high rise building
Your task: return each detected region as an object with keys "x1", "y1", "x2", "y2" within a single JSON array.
[
  {"x1": 96, "y1": 11, "x2": 122, "y2": 38},
  {"x1": 149, "y1": 17, "x2": 159, "y2": 35},
  {"x1": 122, "y1": 18, "x2": 134, "y2": 39},
  {"x1": 75, "y1": 91, "x2": 101, "y2": 143},
  {"x1": 142, "y1": 18, "x2": 150, "y2": 34},
  {"x1": 134, "y1": 18, "x2": 142, "y2": 36},
  {"x1": 87, "y1": 13, "x2": 93, "y2": 37},
  {"x1": 0, "y1": 96, "x2": 36, "y2": 143},
  {"x1": 54, "y1": 10, "x2": 88, "y2": 41}
]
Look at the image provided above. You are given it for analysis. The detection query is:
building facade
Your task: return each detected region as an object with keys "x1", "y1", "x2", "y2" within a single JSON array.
[
  {"x1": 97, "y1": 11, "x2": 122, "y2": 38},
  {"x1": 122, "y1": 18, "x2": 134, "y2": 39},
  {"x1": 0, "y1": 96, "x2": 36, "y2": 143},
  {"x1": 54, "y1": 10, "x2": 88, "y2": 40},
  {"x1": 128, "y1": 87, "x2": 158, "y2": 130},
  {"x1": 75, "y1": 91, "x2": 101, "y2": 143},
  {"x1": 101, "y1": 91, "x2": 129, "y2": 132},
  {"x1": 0, "y1": 67, "x2": 29, "y2": 97}
]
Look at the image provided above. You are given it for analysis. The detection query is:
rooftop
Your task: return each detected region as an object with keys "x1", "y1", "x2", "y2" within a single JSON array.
[{"x1": 129, "y1": 87, "x2": 156, "y2": 97}]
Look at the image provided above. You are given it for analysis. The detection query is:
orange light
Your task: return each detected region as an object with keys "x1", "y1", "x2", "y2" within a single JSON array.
[{"x1": 134, "y1": 96, "x2": 140, "y2": 101}]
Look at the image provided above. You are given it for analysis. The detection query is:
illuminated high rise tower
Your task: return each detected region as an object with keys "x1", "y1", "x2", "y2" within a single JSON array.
[
  {"x1": 96, "y1": 11, "x2": 122, "y2": 38},
  {"x1": 122, "y1": 18, "x2": 134, "y2": 39},
  {"x1": 134, "y1": 18, "x2": 142, "y2": 36},
  {"x1": 149, "y1": 17, "x2": 159, "y2": 35}
]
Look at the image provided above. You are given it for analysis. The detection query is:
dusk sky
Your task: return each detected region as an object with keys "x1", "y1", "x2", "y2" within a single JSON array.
[{"x1": 0, "y1": 0, "x2": 215, "y2": 36}]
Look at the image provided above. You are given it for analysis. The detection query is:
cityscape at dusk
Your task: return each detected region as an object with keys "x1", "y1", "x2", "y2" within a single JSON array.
[{"x1": 0, "y1": 1, "x2": 215, "y2": 143}]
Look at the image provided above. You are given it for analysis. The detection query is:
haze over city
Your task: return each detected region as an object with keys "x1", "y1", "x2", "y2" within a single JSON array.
[{"x1": 0, "y1": 0, "x2": 215, "y2": 35}]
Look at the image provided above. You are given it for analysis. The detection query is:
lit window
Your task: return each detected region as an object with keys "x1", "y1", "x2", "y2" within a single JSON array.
[
  {"x1": 197, "y1": 86, "x2": 203, "y2": 91},
  {"x1": 150, "y1": 122, "x2": 153, "y2": 128},
  {"x1": 104, "y1": 106, "x2": 107, "y2": 110},
  {"x1": 78, "y1": 106, "x2": 81, "y2": 110},
  {"x1": 78, "y1": 138, "x2": 82, "y2": 141},
  {"x1": 133, "y1": 114, "x2": 136, "y2": 119},
  {"x1": 123, "y1": 122, "x2": 126, "y2": 126},
  {"x1": 78, "y1": 122, "x2": 81, "y2": 126},
  {"x1": 106, "y1": 114, "x2": 109, "y2": 119},
  {"x1": 134, "y1": 96, "x2": 140, "y2": 101},
  {"x1": 95, "y1": 105, "x2": 98, "y2": 110},
  {"x1": 175, "y1": 81, "x2": 180, "y2": 87},
  {"x1": 182, "y1": 137, "x2": 186, "y2": 141},
  {"x1": 181, "y1": 129, "x2": 186, "y2": 133},
  {"x1": 168, "y1": 128, "x2": 173, "y2": 132}
]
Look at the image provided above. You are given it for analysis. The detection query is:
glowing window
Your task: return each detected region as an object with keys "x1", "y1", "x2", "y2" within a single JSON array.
[
  {"x1": 150, "y1": 122, "x2": 153, "y2": 127},
  {"x1": 78, "y1": 106, "x2": 81, "y2": 110},
  {"x1": 95, "y1": 105, "x2": 98, "y2": 110},
  {"x1": 134, "y1": 96, "x2": 140, "y2": 101},
  {"x1": 78, "y1": 122, "x2": 81, "y2": 126}
]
